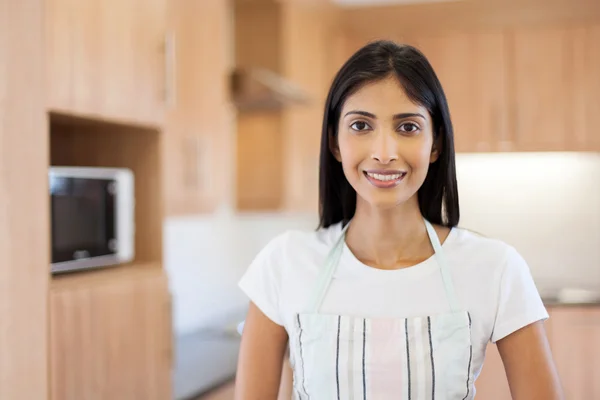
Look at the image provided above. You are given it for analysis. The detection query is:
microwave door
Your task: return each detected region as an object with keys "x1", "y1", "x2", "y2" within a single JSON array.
[{"x1": 50, "y1": 176, "x2": 116, "y2": 268}]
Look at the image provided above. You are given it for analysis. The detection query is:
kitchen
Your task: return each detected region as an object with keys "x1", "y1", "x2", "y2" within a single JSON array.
[
  {"x1": 1, "y1": 0, "x2": 599, "y2": 399},
  {"x1": 170, "y1": 0, "x2": 600, "y2": 398}
]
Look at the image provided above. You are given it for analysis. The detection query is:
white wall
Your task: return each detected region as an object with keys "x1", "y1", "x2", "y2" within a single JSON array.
[
  {"x1": 164, "y1": 207, "x2": 317, "y2": 334},
  {"x1": 456, "y1": 152, "x2": 600, "y2": 294}
]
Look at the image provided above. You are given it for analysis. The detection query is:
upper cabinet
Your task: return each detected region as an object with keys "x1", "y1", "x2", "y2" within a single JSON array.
[
  {"x1": 409, "y1": 23, "x2": 600, "y2": 154},
  {"x1": 46, "y1": 0, "x2": 167, "y2": 127},
  {"x1": 162, "y1": 0, "x2": 233, "y2": 216},
  {"x1": 508, "y1": 24, "x2": 600, "y2": 153},
  {"x1": 234, "y1": 1, "x2": 337, "y2": 212},
  {"x1": 509, "y1": 26, "x2": 582, "y2": 152},
  {"x1": 414, "y1": 31, "x2": 510, "y2": 153},
  {"x1": 580, "y1": 24, "x2": 600, "y2": 152}
]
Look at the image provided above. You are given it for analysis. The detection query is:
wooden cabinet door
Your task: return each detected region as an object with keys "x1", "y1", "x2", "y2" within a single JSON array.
[
  {"x1": 549, "y1": 307, "x2": 600, "y2": 399},
  {"x1": 50, "y1": 270, "x2": 172, "y2": 400},
  {"x1": 46, "y1": 0, "x2": 167, "y2": 126},
  {"x1": 579, "y1": 24, "x2": 600, "y2": 152},
  {"x1": 510, "y1": 26, "x2": 583, "y2": 152},
  {"x1": 475, "y1": 316, "x2": 558, "y2": 399},
  {"x1": 414, "y1": 31, "x2": 510, "y2": 153},
  {"x1": 0, "y1": 1, "x2": 49, "y2": 399},
  {"x1": 163, "y1": 0, "x2": 232, "y2": 216},
  {"x1": 474, "y1": 344, "x2": 512, "y2": 400}
]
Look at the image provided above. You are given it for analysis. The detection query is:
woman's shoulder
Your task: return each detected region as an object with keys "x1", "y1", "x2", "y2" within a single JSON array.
[
  {"x1": 256, "y1": 222, "x2": 344, "y2": 262},
  {"x1": 448, "y1": 226, "x2": 526, "y2": 269}
]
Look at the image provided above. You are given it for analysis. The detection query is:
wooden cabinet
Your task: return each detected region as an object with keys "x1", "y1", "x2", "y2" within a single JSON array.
[
  {"x1": 46, "y1": 0, "x2": 167, "y2": 126},
  {"x1": 163, "y1": 0, "x2": 233, "y2": 216},
  {"x1": 509, "y1": 23, "x2": 600, "y2": 153},
  {"x1": 49, "y1": 266, "x2": 172, "y2": 400},
  {"x1": 474, "y1": 343, "x2": 512, "y2": 399},
  {"x1": 0, "y1": 1, "x2": 49, "y2": 399},
  {"x1": 475, "y1": 306, "x2": 600, "y2": 399},
  {"x1": 400, "y1": 23, "x2": 600, "y2": 154},
  {"x1": 509, "y1": 26, "x2": 583, "y2": 152},
  {"x1": 548, "y1": 307, "x2": 600, "y2": 399},
  {"x1": 234, "y1": 1, "x2": 337, "y2": 212},
  {"x1": 577, "y1": 24, "x2": 600, "y2": 152},
  {"x1": 414, "y1": 31, "x2": 510, "y2": 153}
]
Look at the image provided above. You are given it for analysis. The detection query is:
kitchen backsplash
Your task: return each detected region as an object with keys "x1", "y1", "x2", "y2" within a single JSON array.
[
  {"x1": 455, "y1": 152, "x2": 600, "y2": 294},
  {"x1": 164, "y1": 208, "x2": 317, "y2": 334}
]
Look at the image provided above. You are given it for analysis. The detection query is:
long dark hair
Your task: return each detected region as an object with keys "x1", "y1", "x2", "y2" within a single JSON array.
[{"x1": 318, "y1": 40, "x2": 460, "y2": 229}]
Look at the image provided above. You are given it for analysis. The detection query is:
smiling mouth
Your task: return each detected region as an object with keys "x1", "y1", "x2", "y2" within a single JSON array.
[{"x1": 363, "y1": 171, "x2": 407, "y2": 188}]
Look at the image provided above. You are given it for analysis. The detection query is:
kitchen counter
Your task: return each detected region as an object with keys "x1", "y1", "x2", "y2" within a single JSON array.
[
  {"x1": 543, "y1": 299, "x2": 600, "y2": 307},
  {"x1": 540, "y1": 288, "x2": 600, "y2": 308}
]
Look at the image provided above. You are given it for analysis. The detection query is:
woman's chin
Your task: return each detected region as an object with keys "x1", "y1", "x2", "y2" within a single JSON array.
[{"x1": 357, "y1": 191, "x2": 415, "y2": 211}]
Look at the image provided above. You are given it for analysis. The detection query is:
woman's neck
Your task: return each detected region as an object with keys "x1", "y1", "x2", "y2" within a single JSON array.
[{"x1": 345, "y1": 196, "x2": 436, "y2": 270}]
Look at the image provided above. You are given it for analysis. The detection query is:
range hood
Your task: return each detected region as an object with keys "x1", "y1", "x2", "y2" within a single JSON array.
[{"x1": 230, "y1": 67, "x2": 311, "y2": 112}]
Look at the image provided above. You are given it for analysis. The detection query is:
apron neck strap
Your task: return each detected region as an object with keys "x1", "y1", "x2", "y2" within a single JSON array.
[
  {"x1": 305, "y1": 221, "x2": 350, "y2": 313},
  {"x1": 305, "y1": 218, "x2": 460, "y2": 314},
  {"x1": 424, "y1": 219, "x2": 460, "y2": 312}
]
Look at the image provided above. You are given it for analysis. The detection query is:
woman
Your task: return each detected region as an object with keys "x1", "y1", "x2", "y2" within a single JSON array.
[{"x1": 235, "y1": 40, "x2": 563, "y2": 399}]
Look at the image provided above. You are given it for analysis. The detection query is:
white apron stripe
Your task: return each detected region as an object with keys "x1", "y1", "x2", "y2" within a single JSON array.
[
  {"x1": 362, "y1": 318, "x2": 368, "y2": 400},
  {"x1": 337, "y1": 316, "x2": 351, "y2": 400},
  {"x1": 427, "y1": 316, "x2": 436, "y2": 400},
  {"x1": 413, "y1": 317, "x2": 426, "y2": 400},
  {"x1": 422, "y1": 317, "x2": 433, "y2": 400},
  {"x1": 346, "y1": 317, "x2": 355, "y2": 400},
  {"x1": 296, "y1": 315, "x2": 310, "y2": 399},
  {"x1": 400, "y1": 319, "x2": 409, "y2": 399},
  {"x1": 462, "y1": 313, "x2": 473, "y2": 400},
  {"x1": 335, "y1": 316, "x2": 341, "y2": 400},
  {"x1": 405, "y1": 318, "x2": 412, "y2": 400}
]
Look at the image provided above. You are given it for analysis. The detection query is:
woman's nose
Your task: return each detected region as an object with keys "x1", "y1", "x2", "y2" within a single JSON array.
[{"x1": 371, "y1": 131, "x2": 399, "y2": 164}]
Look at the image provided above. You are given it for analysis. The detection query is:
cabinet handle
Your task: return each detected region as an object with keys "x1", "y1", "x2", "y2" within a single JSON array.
[
  {"x1": 164, "y1": 32, "x2": 177, "y2": 108},
  {"x1": 182, "y1": 136, "x2": 205, "y2": 191}
]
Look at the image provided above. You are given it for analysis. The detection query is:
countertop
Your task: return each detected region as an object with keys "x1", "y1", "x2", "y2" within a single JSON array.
[{"x1": 543, "y1": 298, "x2": 600, "y2": 307}]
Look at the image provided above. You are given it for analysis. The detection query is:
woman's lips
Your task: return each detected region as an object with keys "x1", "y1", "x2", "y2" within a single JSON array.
[{"x1": 363, "y1": 170, "x2": 407, "y2": 188}]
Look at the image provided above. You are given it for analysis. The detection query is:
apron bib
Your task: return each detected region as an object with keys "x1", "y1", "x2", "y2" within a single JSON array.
[{"x1": 288, "y1": 220, "x2": 474, "y2": 400}]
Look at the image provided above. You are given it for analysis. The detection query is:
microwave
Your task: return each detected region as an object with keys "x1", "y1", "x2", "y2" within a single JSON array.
[{"x1": 49, "y1": 166, "x2": 135, "y2": 274}]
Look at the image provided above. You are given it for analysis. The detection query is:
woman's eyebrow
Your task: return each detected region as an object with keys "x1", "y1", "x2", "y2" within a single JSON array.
[
  {"x1": 393, "y1": 112, "x2": 426, "y2": 120},
  {"x1": 343, "y1": 110, "x2": 426, "y2": 120},
  {"x1": 344, "y1": 110, "x2": 376, "y2": 119}
]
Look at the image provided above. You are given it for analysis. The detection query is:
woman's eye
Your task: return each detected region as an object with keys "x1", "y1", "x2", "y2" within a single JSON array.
[
  {"x1": 398, "y1": 122, "x2": 420, "y2": 133},
  {"x1": 350, "y1": 121, "x2": 370, "y2": 132}
]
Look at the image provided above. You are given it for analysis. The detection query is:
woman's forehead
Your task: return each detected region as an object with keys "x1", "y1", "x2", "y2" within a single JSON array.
[{"x1": 342, "y1": 77, "x2": 427, "y2": 117}]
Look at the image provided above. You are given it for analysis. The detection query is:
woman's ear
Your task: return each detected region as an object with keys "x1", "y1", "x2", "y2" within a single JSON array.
[
  {"x1": 329, "y1": 129, "x2": 342, "y2": 162},
  {"x1": 430, "y1": 129, "x2": 443, "y2": 163}
]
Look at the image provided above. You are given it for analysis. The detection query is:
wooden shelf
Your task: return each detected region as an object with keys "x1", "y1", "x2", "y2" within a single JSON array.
[
  {"x1": 49, "y1": 110, "x2": 162, "y2": 132},
  {"x1": 50, "y1": 114, "x2": 164, "y2": 265},
  {"x1": 50, "y1": 261, "x2": 164, "y2": 292}
]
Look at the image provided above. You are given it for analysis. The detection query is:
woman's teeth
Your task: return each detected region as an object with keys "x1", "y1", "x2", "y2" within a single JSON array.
[{"x1": 366, "y1": 172, "x2": 403, "y2": 181}]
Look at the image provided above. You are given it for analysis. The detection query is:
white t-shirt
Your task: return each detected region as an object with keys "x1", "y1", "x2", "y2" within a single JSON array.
[{"x1": 238, "y1": 222, "x2": 549, "y2": 382}]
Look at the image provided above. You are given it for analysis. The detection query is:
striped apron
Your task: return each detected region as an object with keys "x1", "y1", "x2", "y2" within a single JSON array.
[{"x1": 288, "y1": 219, "x2": 474, "y2": 400}]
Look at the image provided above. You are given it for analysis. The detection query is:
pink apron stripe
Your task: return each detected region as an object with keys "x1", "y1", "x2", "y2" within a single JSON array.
[{"x1": 368, "y1": 318, "x2": 403, "y2": 397}]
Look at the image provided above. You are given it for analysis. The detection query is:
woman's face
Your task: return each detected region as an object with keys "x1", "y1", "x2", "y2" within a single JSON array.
[{"x1": 333, "y1": 76, "x2": 440, "y2": 210}]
